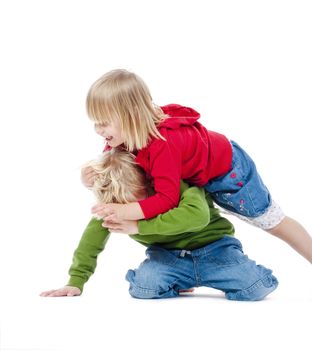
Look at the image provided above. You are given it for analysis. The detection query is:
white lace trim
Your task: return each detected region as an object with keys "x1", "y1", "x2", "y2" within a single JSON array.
[{"x1": 219, "y1": 200, "x2": 285, "y2": 230}]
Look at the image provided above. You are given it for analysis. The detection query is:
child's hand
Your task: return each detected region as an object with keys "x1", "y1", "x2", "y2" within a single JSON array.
[
  {"x1": 91, "y1": 203, "x2": 125, "y2": 222},
  {"x1": 92, "y1": 202, "x2": 144, "y2": 221},
  {"x1": 81, "y1": 166, "x2": 97, "y2": 188},
  {"x1": 40, "y1": 286, "x2": 81, "y2": 297},
  {"x1": 102, "y1": 219, "x2": 139, "y2": 234}
]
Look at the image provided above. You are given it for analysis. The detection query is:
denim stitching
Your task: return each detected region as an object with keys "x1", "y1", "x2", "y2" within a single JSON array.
[{"x1": 226, "y1": 274, "x2": 278, "y2": 301}]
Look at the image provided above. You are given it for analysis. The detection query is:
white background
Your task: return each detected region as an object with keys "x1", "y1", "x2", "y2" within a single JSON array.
[{"x1": 0, "y1": 1, "x2": 311, "y2": 349}]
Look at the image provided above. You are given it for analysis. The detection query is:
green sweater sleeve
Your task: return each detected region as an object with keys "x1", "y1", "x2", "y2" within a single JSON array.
[
  {"x1": 66, "y1": 183, "x2": 209, "y2": 293},
  {"x1": 138, "y1": 183, "x2": 210, "y2": 235},
  {"x1": 67, "y1": 217, "x2": 110, "y2": 292}
]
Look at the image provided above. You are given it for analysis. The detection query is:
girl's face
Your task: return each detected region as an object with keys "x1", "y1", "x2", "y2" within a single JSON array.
[{"x1": 94, "y1": 121, "x2": 125, "y2": 147}]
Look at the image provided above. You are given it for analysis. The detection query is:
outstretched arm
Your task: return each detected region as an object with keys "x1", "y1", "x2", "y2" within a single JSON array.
[
  {"x1": 40, "y1": 217, "x2": 110, "y2": 297},
  {"x1": 66, "y1": 218, "x2": 110, "y2": 292}
]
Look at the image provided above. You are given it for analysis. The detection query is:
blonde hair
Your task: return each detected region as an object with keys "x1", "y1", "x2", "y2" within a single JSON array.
[
  {"x1": 85, "y1": 148, "x2": 148, "y2": 204},
  {"x1": 86, "y1": 69, "x2": 168, "y2": 151}
]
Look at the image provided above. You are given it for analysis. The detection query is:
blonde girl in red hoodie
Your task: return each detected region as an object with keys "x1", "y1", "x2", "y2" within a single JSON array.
[{"x1": 83, "y1": 69, "x2": 312, "y2": 265}]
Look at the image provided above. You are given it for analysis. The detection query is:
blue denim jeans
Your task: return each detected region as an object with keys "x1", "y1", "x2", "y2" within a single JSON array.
[
  {"x1": 204, "y1": 141, "x2": 272, "y2": 218},
  {"x1": 126, "y1": 236, "x2": 278, "y2": 301}
]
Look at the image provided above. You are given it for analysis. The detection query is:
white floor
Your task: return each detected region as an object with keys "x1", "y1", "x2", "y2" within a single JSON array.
[
  {"x1": 1, "y1": 288, "x2": 311, "y2": 350},
  {"x1": 1, "y1": 241, "x2": 311, "y2": 350}
]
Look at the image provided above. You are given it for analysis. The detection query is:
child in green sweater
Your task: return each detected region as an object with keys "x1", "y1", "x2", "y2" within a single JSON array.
[{"x1": 40, "y1": 148, "x2": 278, "y2": 300}]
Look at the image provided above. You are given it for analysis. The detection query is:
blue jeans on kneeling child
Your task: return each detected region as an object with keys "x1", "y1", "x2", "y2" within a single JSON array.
[{"x1": 126, "y1": 236, "x2": 278, "y2": 300}]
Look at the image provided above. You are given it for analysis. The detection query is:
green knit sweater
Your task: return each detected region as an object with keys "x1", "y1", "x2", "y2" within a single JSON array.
[{"x1": 67, "y1": 182, "x2": 234, "y2": 292}]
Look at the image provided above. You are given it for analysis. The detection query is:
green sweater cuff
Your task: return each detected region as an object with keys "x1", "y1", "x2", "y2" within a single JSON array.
[{"x1": 66, "y1": 276, "x2": 85, "y2": 293}]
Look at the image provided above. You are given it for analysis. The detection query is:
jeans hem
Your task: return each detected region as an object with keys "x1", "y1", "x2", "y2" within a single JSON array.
[{"x1": 225, "y1": 274, "x2": 278, "y2": 301}]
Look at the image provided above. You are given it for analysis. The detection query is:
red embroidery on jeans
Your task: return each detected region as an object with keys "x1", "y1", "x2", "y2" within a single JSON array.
[
  {"x1": 230, "y1": 172, "x2": 237, "y2": 178},
  {"x1": 237, "y1": 182, "x2": 243, "y2": 187},
  {"x1": 239, "y1": 199, "x2": 245, "y2": 211}
]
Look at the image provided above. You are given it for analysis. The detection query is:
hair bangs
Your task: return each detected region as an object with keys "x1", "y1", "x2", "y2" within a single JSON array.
[
  {"x1": 86, "y1": 69, "x2": 168, "y2": 150},
  {"x1": 86, "y1": 75, "x2": 120, "y2": 125}
]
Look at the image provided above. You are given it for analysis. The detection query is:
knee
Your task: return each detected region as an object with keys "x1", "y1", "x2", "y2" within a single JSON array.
[
  {"x1": 125, "y1": 269, "x2": 159, "y2": 299},
  {"x1": 226, "y1": 274, "x2": 279, "y2": 301},
  {"x1": 125, "y1": 269, "x2": 178, "y2": 299}
]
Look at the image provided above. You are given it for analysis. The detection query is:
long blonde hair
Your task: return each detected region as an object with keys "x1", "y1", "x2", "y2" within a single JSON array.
[
  {"x1": 85, "y1": 148, "x2": 148, "y2": 204},
  {"x1": 86, "y1": 69, "x2": 168, "y2": 151}
]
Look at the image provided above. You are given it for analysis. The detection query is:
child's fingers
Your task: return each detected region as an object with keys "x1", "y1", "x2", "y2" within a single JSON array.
[
  {"x1": 45, "y1": 290, "x2": 63, "y2": 297},
  {"x1": 91, "y1": 204, "x2": 99, "y2": 213},
  {"x1": 91, "y1": 204, "x2": 104, "y2": 213},
  {"x1": 40, "y1": 289, "x2": 56, "y2": 297},
  {"x1": 81, "y1": 167, "x2": 98, "y2": 187},
  {"x1": 91, "y1": 205, "x2": 103, "y2": 215},
  {"x1": 105, "y1": 214, "x2": 118, "y2": 222},
  {"x1": 102, "y1": 221, "x2": 120, "y2": 229},
  {"x1": 83, "y1": 166, "x2": 96, "y2": 175},
  {"x1": 110, "y1": 229, "x2": 127, "y2": 234},
  {"x1": 40, "y1": 287, "x2": 80, "y2": 297},
  {"x1": 49, "y1": 289, "x2": 70, "y2": 297},
  {"x1": 86, "y1": 170, "x2": 97, "y2": 179},
  {"x1": 92, "y1": 205, "x2": 114, "y2": 217}
]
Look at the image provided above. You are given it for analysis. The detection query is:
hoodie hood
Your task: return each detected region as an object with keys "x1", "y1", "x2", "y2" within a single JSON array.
[{"x1": 159, "y1": 104, "x2": 201, "y2": 129}]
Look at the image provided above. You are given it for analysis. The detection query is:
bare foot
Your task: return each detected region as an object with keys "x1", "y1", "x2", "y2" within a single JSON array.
[{"x1": 179, "y1": 288, "x2": 195, "y2": 293}]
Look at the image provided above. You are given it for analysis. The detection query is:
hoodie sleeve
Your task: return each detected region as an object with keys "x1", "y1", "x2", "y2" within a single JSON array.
[
  {"x1": 137, "y1": 135, "x2": 182, "y2": 219},
  {"x1": 138, "y1": 184, "x2": 210, "y2": 235}
]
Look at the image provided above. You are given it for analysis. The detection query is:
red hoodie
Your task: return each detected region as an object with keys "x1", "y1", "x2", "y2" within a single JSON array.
[{"x1": 135, "y1": 104, "x2": 233, "y2": 219}]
